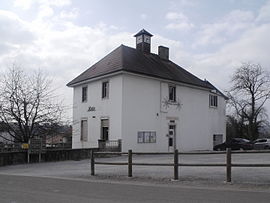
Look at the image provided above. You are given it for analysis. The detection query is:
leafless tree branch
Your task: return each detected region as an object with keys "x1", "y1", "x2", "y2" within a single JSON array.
[
  {"x1": 0, "y1": 65, "x2": 63, "y2": 143},
  {"x1": 227, "y1": 62, "x2": 270, "y2": 140}
]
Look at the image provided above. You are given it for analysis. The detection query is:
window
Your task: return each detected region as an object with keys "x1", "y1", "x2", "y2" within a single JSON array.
[
  {"x1": 136, "y1": 35, "x2": 143, "y2": 44},
  {"x1": 138, "y1": 132, "x2": 144, "y2": 143},
  {"x1": 82, "y1": 86, "x2": 87, "y2": 102},
  {"x1": 169, "y1": 85, "x2": 176, "y2": 102},
  {"x1": 144, "y1": 35, "x2": 150, "y2": 43},
  {"x1": 80, "y1": 120, "x2": 88, "y2": 141},
  {"x1": 137, "y1": 131, "x2": 156, "y2": 143},
  {"x1": 209, "y1": 95, "x2": 218, "y2": 107},
  {"x1": 102, "y1": 81, "x2": 109, "y2": 99},
  {"x1": 144, "y1": 132, "x2": 150, "y2": 143}
]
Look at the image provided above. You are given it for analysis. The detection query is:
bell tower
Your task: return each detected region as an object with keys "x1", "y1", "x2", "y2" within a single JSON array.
[{"x1": 134, "y1": 29, "x2": 153, "y2": 54}]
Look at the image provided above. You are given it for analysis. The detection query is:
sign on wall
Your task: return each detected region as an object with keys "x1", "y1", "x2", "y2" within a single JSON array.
[{"x1": 88, "y1": 106, "x2": 96, "y2": 112}]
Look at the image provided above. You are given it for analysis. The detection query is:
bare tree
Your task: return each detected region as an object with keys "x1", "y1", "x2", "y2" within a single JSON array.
[
  {"x1": 0, "y1": 65, "x2": 63, "y2": 143},
  {"x1": 227, "y1": 62, "x2": 270, "y2": 140}
]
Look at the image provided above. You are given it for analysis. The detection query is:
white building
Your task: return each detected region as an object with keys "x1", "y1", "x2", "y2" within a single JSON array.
[{"x1": 67, "y1": 29, "x2": 227, "y2": 152}]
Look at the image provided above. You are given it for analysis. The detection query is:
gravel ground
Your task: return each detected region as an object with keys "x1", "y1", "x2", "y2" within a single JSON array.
[{"x1": 1, "y1": 153, "x2": 270, "y2": 191}]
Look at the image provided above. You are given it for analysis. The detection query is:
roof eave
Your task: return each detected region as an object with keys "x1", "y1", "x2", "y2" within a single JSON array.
[{"x1": 66, "y1": 70, "x2": 123, "y2": 87}]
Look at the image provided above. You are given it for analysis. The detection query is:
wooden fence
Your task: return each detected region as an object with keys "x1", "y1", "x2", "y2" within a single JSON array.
[
  {"x1": 90, "y1": 149, "x2": 270, "y2": 182},
  {"x1": 0, "y1": 148, "x2": 98, "y2": 166}
]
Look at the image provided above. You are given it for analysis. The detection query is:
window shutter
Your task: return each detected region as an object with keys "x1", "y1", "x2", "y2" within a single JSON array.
[{"x1": 81, "y1": 120, "x2": 88, "y2": 141}]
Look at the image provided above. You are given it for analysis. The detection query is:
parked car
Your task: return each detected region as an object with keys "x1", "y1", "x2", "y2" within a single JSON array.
[
  {"x1": 213, "y1": 138, "x2": 253, "y2": 151},
  {"x1": 253, "y1": 138, "x2": 270, "y2": 150}
]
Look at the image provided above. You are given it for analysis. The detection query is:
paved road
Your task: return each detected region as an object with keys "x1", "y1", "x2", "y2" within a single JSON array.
[{"x1": 1, "y1": 174, "x2": 270, "y2": 203}]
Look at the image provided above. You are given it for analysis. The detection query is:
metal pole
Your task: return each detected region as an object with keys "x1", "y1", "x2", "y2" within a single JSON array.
[
  {"x1": 226, "y1": 148, "x2": 232, "y2": 182},
  {"x1": 128, "y1": 150, "x2": 132, "y2": 177},
  {"x1": 174, "y1": 149, "x2": 179, "y2": 180},
  {"x1": 91, "y1": 150, "x2": 95, "y2": 176}
]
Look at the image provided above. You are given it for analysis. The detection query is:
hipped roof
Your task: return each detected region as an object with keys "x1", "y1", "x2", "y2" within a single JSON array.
[{"x1": 67, "y1": 45, "x2": 226, "y2": 98}]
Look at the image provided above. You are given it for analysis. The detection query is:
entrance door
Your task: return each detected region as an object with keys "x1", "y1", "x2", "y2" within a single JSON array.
[
  {"x1": 101, "y1": 119, "x2": 109, "y2": 141},
  {"x1": 168, "y1": 124, "x2": 176, "y2": 152}
]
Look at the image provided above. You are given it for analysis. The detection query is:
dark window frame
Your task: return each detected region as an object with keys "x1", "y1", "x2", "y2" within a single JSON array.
[
  {"x1": 102, "y1": 81, "x2": 109, "y2": 99},
  {"x1": 137, "y1": 131, "x2": 156, "y2": 143},
  {"x1": 82, "y1": 86, "x2": 88, "y2": 102},
  {"x1": 209, "y1": 94, "x2": 218, "y2": 107},
  {"x1": 169, "y1": 85, "x2": 176, "y2": 102}
]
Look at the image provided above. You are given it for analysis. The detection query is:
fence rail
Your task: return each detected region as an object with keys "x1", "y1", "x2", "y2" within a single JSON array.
[{"x1": 90, "y1": 148, "x2": 270, "y2": 182}]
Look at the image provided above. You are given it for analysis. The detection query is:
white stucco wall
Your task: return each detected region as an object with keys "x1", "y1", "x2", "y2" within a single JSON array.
[
  {"x1": 121, "y1": 74, "x2": 163, "y2": 152},
  {"x1": 71, "y1": 72, "x2": 226, "y2": 152},
  {"x1": 72, "y1": 75, "x2": 123, "y2": 149},
  {"x1": 121, "y1": 73, "x2": 226, "y2": 152}
]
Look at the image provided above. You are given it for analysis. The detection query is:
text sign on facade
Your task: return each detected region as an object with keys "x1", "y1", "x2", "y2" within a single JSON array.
[{"x1": 88, "y1": 106, "x2": 96, "y2": 112}]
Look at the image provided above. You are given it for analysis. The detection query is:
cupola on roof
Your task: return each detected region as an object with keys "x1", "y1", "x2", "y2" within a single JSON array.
[{"x1": 134, "y1": 29, "x2": 153, "y2": 54}]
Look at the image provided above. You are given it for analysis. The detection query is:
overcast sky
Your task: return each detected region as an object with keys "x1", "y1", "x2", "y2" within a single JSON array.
[{"x1": 0, "y1": 0, "x2": 270, "y2": 120}]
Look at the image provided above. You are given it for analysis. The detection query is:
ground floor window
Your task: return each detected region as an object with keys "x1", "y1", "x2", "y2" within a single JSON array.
[
  {"x1": 137, "y1": 131, "x2": 156, "y2": 143},
  {"x1": 80, "y1": 119, "x2": 88, "y2": 141}
]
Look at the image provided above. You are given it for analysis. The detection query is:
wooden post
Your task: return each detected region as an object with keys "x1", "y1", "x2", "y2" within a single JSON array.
[
  {"x1": 38, "y1": 137, "x2": 42, "y2": 163},
  {"x1": 174, "y1": 149, "x2": 179, "y2": 180},
  {"x1": 118, "y1": 139, "x2": 122, "y2": 152},
  {"x1": 90, "y1": 150, "x2": 95, "y2": 176},
  {"x1": 128, "y1": 150, "x2": 132, "y2": 177},
  {"x1": 27, "y1": 139, "x2": 30, "y2": 164},
  {"x1": 226, "y1": 148, "x2": 232, "y2": 182}
]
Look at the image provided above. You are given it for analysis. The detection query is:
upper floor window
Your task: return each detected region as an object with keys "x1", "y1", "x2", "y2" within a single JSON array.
[
  {"x1": 169, "y1": 85, "x2": 176, "y2": 102},
  {"x1": 209, "y1": 95, "x2": 218, "y2": 107},
  {"x1": 82, "y1": 86, "x2": 87, "y2": 102},
  {"x1": 102, "y1": 81, "x2": 109, "y2": 99}
]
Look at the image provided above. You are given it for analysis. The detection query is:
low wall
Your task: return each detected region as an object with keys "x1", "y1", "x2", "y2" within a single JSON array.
[
  {"x1": 0, "y1": 151, "x2": 27, "y2": 166},
  {"x1": 0, "y1": 148, "x2": 98, "y2": 167}
]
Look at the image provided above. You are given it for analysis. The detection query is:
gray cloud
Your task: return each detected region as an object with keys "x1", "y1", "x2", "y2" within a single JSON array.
[
  {"x1": 0, "y1": 11, "x2": 35, "y2": 45},
  {"x1": 1, "y1": 1, "x2": 270, "y2": 118}
]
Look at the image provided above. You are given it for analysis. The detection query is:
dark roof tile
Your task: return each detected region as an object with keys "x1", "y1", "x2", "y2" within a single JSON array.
[{"x1": 67, "y1": 45, "x2": 219, "y2": 92}]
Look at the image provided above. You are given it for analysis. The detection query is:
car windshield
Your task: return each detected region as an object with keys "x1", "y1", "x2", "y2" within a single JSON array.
[{"x1": 254, "y1": 139, "x2": 270, "y2": 143}]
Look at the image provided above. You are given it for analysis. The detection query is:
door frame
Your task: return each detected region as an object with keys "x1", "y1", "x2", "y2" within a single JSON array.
[
  {"x1": 100, "y1": 118, "x2": 109, "y2": 141},
  {"x1": 168, "y1": 121, "x2": 176, "y2": 152}
]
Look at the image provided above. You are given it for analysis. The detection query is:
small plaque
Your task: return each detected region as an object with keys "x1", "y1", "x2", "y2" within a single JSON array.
[{"x1": 88, "y1": 106, "x2": 96, "y2": 112}]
